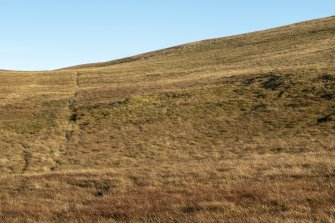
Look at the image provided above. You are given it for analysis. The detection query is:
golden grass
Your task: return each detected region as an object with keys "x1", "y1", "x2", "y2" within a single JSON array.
[{"x1": 0, "y1": 16, "x2": 334, "y2": 222}]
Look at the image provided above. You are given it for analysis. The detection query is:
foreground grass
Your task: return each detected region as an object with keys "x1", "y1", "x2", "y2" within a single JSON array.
[
  {"x1": 0, "y1": 16, "x2": 334, "y2": 222},
  {"x1": 1, "y1": 151, "x2": 335, "y2": 222}
]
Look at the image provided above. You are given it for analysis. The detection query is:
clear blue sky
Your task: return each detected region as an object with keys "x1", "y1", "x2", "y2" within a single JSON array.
[{"x1": 1, "y1": 1, "x2": 334, "y2": 71}]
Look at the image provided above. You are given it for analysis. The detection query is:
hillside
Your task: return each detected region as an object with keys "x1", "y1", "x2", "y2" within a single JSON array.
[{"x1": 0, "y1": 16, "x2": 334, "y2": 222}]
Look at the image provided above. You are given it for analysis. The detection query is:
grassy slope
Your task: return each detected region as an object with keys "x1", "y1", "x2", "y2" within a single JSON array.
[{"x1": 0, "y1": 16, "x2": 334, "y2": 222}]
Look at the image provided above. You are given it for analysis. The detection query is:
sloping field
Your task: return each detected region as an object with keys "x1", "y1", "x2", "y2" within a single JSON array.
[{"x1": 0, "y1": 16, "x2": 334, "y2": 222}]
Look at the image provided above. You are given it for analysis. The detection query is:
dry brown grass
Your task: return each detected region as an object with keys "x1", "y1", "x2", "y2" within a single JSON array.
[{"x1": 0, "y1": 16, "x2": 334, "y2": 222}]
